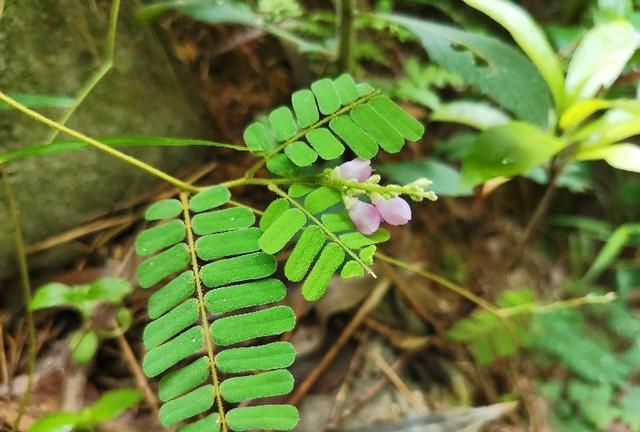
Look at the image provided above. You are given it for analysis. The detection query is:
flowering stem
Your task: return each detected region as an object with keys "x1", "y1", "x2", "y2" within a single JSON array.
[{"x1": 321, "y1": 176, "x2": 437, "y2": 201}]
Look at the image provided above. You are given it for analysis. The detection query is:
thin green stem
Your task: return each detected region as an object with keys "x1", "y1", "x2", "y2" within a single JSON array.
[
  {"x1": 337, "y1": 0, "x2": 355, "y2": 73},
  {"x1": 268, "y1": 184, "x2": 376, "y2": 277},
  {"x1": 245, "y1": 90, "x2": 381, "y2": 178},
  {"x1": 0, "y1": 90, "x2": 198, "y2": 192},
  {"x1": 45, "y1": 0, "x2": 121, "y2": 144},
  {"x1": 3, "y1": 171, "x2": 36, "y2": 432},
  {"x1": 498, "y1": 292, "x2": 616, "y2": 319},
  {"x1": 374, "y1": 252, "x2": 500, "y2": 315},
  {"x1": 221, "y1": 176, "x2": 313, "y2": 188}
]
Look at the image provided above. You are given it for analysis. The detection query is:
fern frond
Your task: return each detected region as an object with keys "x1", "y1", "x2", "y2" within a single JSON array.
[
  {"x1": 243, "y1": 74, "x2": 425, "y2": 175},
  {"x1": 446, "y1": 288, "x2": 534, "y2": 364},
  {"x1": 136, "y1": 187, "x2": 298, "y2": 431},
  {"x1": 258, "y1": 185, "x2": 390, "y2": 301}
]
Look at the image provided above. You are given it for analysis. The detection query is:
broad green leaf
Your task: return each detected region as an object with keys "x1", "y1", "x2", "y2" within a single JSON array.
[
  {"x1": 559, "y1": 99, "x2": 640, "y2": 130},
  {"x1": 461, "y1": 122, "x2": 566, "y2": 186},
  {"x1": 284, "y1": 226, "x2": 325, "y2": 282},
  {"x1": 143, "y1": 299, "x2": 199, "y2": 349},
  {"x1": 201, "y1": 252, "x2": 277, "y2": 287},
  {"x1": 70, "y1": 330, "x2": 99, "y2": 365},
  {"x1": 381, "y1": 14, "x2": 553, "y2": 127},
  {"x1": 29, "y1": 412, "x2": 80, "y2": 432},
  {"x1": 576, "y1": 143, "x2": 640, "y2": 172},
  {"x1": 148, "y1": 271, "x2": 195, "y2": 319},
  {"x1": 138, "y1": 1, "x2": 326, "y2": 54},
  {"x1": 570, "y1": 109, "x2": 640, "y2": 148},
  {"x1": 305, "y1": 128, "x2": 345, "y2": 160},
  {"x1": 136, "y1": 220, "x2": 186, "y2": 256},
  {"x1": 145, "y1": 199, "x2": 183, "y2": 221},
  {"x1": 463, "y1": 0, "x2": 565, "y2": 111},
  {"x1": 291, "y1": 89, "x2": 319, "y2": 128},
  {"x1": 143, "y1": 326, "x2": 204, "y2": 377},
  {"x1": 159, "y1": 357, "x2": 210, "y2": 402},
  {"x1": 259, "y1": 208, "x2": 307, "y2": 254},
  {"x1": 226, "y1": 405, "x2": 299, "y2": 431},
  {"x1": 311, "y1": 78, "x2": 341, "y2": 114},
  {"x1": 137, "y1": 243, "x2": 190, "y2": 289},
  {"x1": 91, "y1": 389, "x2": 143, "y2": 422},
  {"x1": 189, "y1": 186, "x2": 230, "y2": 213},
  {"x1": 159, "y1": 384, "x2": 215, "y2": 427},
  {"x1": 0, "y1": 93, "x2": 73, "y2": 110},
  {"x1": 431, "y1": 101, "x2": 510, "y2": 130},
  {"x1": 302, "y1": 243, "x2": 345, "y2": 301},
  {"x1": 565, "y1": 20, "x2": 640, "y2": 102},
  {"x1": 269, "y1": 107, "x2": 298, "y2": 142},
  {"x1": 379, "y1": 158, "x2": 473, "y2": 197},
  {"x1": 30, "y1": 282, "x2": 71, "y2": 311},
  {"x1": 192, "y1": 207, "x2": 256, "y2": 236},
  {"x1": 220, "y1": 369, "x2": 294, "y2": 402},
  {"x1": 216, "y1": 342, "x2": 296, "y2": 373},
  {"x1": 284, "y1": 141, "x2": 318, "y2": 167},
  {"x1": 330, "y1": 115, "x2": 378, "y2": 159},
  {"x1": 350, "y1": 104, "x2": 404, "y2": 153},
  {"x1": 196, "y1": 228, "x2": 262, "y2": 260},
  {"x1": 369, "y1": 95, "x2": 424, "y2": 141},
  {"x1": 211, "y1": 305, "x2": 296, "y2": 346},
  {"x1": 205, "y1": 278, "x2": 286, "y2": 314}
]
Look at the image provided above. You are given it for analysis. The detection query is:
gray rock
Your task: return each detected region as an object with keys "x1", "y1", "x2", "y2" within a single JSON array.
[{"x1": 0, "y1": 1, "x2": 212, "y2": 283}]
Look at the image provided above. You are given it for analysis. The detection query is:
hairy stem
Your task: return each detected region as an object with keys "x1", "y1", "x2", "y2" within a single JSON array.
[
  {"x1": 3, "y1": 171, "x2": 36, "y2": 432},
  {"x1": 45, "y1": 0, "x2": 121, "y2": 144},
  {"x1": 337, "y1": 0, "x2": 356, "y2": 73},
  {"x1": 180, "y1": 193, "x2": 228, "y2": 432},
  {"x1": 374, "y1": 252, "x2": 500, "y2": 314},
  {"x1": 0, "y1": 90, "x2": 198, "y2": 192}
]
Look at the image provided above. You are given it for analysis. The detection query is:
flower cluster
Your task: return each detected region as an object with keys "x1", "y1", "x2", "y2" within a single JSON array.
[{"x1": 334, "y1": 159, "x2": 414, "y2": 235}]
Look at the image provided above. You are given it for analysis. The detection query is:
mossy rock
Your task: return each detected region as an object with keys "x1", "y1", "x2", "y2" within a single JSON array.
[{"x1": 0, "y1": 1, "x2": 212, "y2": 283}]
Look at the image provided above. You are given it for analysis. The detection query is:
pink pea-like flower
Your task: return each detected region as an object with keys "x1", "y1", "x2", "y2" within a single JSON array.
[
  {"x1": 337, "y1": 158, "x2": 372, "y2": 182},
  {"x1": 347, "y1": 199, "x2": 381, "y2": 235},
  {"x1": 373, "y1": 196, "x2": 412, "y2": 226}
]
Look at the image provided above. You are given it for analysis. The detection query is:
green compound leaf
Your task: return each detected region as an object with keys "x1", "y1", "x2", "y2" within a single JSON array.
[
  {"x1": 447, "y1": 288, "x2": 535, "y2": 365},
  {"x1": 136, "y1": 187, "x2": 298, "y2": 431},
  {"x1": 258, "y1": 185, "x2": 392, "y2": 301},
  {"x1": 241, "y1": 74, "x2": 425, "y2": 174}
]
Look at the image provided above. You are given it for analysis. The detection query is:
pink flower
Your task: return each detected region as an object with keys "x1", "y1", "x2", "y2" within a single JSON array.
[
  {"x1": 373, "y1": 196, "x2": 412, "y2": 226},
  {"x1": 347, "y1": 199, "x2": 381, "y2": 235},
  {"x1": 337, "y1": 158, "x2": 372, "y2": 182}
]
